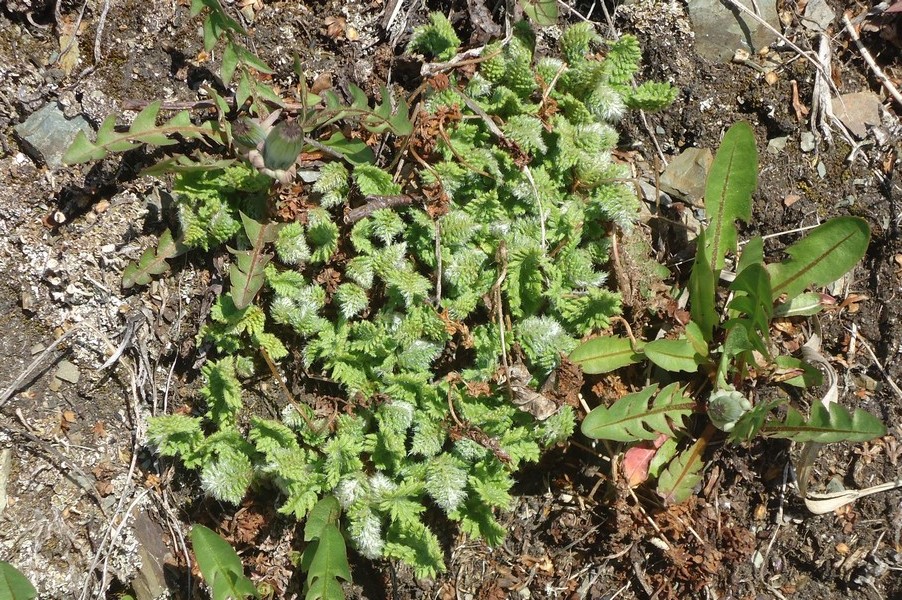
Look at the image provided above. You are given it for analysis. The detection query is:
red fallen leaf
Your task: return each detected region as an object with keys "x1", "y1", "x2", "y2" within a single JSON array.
[{"x1": 622, "y1": 433, "x2": 669, "y2": 487}]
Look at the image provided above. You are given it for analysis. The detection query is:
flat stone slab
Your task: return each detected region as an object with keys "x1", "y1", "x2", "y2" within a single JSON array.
[
  {"x1": 686, "y1": 0, "x2": 780, "y2": 63},
  {"x1": 660, "y1": 147, "x2": 713, "y2": 206},
  {"x1": 14, "y1": 102, "x2": 93, "y2": 169},
  {"x1": 832, "y1": 91, "x2": 884, "y2": 139}
]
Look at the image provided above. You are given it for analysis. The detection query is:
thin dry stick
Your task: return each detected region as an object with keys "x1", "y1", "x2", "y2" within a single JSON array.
[
  {"x1": 344, "y1": 194, "x2": 415, "y2": 224},
  {"x1": 93, "y1": 0, "x2": 111, "y2": 61},
  {"x1": 0, "y1": 326, "x2": 81, "y2": 407},
  {"x1": 723, "y1": 0, "x2": 837, "y2": 88},
  {"x1": 844, "y1": 326, "x2": 902, "y2": 400},
  {"x1": 842, "y1": 12, "x2": 902, "y2": 109},
  {"x1": 259, "y1": 346, "x2": 322, "y2": 433},
  {"x1": 78, "y1": 326, "x2": 144, "y2": 599},
  {"x1": 434, "y1": 220, "x2": 443, "y2": 303},
  {"x1": 492, "y1": 243, "x2": 513, "y2": 401}
]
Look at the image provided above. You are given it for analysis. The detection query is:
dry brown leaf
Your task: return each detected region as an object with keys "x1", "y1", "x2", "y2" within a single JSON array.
[
  {"x1": 324, "y1": 16, "x2": 346, "y2": 39},
  {"x1": 502, "y1": 361, "x2": 558, "y2": 420}
]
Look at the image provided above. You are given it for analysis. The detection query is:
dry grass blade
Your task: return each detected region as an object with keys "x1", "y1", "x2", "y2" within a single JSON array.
[{"x1": 794, "y1": 332, "x2": 837, "y2": 498}]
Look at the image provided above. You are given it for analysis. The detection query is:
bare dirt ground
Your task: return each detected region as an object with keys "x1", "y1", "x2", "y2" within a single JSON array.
[{"x1": 0, "y1": 1, "x2": 900, "y2": 599}]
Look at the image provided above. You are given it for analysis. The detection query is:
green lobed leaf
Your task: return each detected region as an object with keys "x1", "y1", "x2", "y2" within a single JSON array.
[
  {"x1": 726, "y1": 263, "x2": 773, "y2": 356},
  {"x1": 304, "y1": 496, "x2": 342, "y2": 542},
  {"x1": 656, "y1": 438, "x2": 705, "y2": 504},
  {"x1": 229, "y1": 213, "x2": 281, "y2": 309},
  {"x1": 237, "y1": 72, "x2": 252, "y2": 109},
  {"x1": 728, "y1": 399, "x2": 781, "y2": 442},
  {"x1": 767, "y1": 217, "x2": 870, "y2": 301},
  {"x1": 568, "y1": 335, "x2": 643, "y2": 374},
  {"x1": 237, "y1": 46, "x2": 275, "y2": 74},
  {"x1": 773, "y1": 292, "x2": 825, "y2": 317},
  {"x1": 519, "y1": 0, "x2": 558, "y2": 26},
  {"x1": 130, "y1": 101, "x2": 161, "y2": 133},
  {"x1": 319, "y1": 131, "x2": 375, "y2": 165},
  {"x1": 762, "y1": 402, "x2": 885, "y2": 443},
  {"x1": 304, "y1": 524, "x2": 351, "y2": 600},
  {"x1": 772, "y1": 355, "x2": 824, "y2": 388},
  {"x1": 0, "y1": 561, "x2": 37, "y2": 600},
  {"x1": 703, "y1": 122, "x2": 757, "y2": 273},
  {"x1": 62, "y1": 130, "x2": 107, "y2": 164},
  {"x1": 581, "y1": 383, "x2": 694, "y2": 442},
  {"x1": 190, "y1": 525, "x2": 259, "y2": 600},
  {"x1": 221, "y1": 43, "x2": 239, "y2": 85},
  {"x1": 688, "y1": 228, "x2": 717, "y2": 341},
  {"x1": 684, "y1": 321, "x2": 708, "y2": 358},
  {"x1": 737, "y1": 236, "x2": 764, "y2": 273},
  {"x1": 122, "y1": 229, "x2": 189, "y2": 289},
  {"x1": 644, "y1": 338, "x2": 702, "y2": 373}
]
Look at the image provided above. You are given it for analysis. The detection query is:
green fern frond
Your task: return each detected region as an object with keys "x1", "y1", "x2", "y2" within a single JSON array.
[
  {"x1": 307, "y1": 208, "x2": 339, "y2": 263},
  {"x1": 345, "y1": 255, "x2": 375, "y2": 289},
  {"x1": 370, "y1": 209, "x2": 405, "y2": 245},
  {"x1": 517, "y1": 316, "x2": 577, "y2": 372},
  {"x1": 560, "y1": 22, "x2": 602, "y2": 65},
  {"x1": 406, "y1": 12, "x2": 461, "y2": 61},
  {"x1": 354, "y1": 164, "x2": 402, "y2": 196},
  {"x1": 383, "y1": 520, "x2": 444, "y2": 579},
  {"x1": 265, "y1": 265, "x2": 306, "y2": 297},
  {"x1": 275, "y1": 222, "x2": 310, "y2": 265},
  {"x1": 199, "y1": 357, "x2": 244, "y2": 426},
  {"x1": 626, "y1": 81, "x2": 679, "y2": 111},
  {"x1": 501, "y1": 115, "x2": 547, "y2": 155},
  {"x1": 425, "y1": 454, "x2": 468, "y2": 512},
  {"x1": 335, "y1": 283, "x2": 369, "y2": 319},
  {"x1": 200, "y1": 444, "x2": 253, "y2": 504},
  {"x1": 540, "y1": 406, "x2": 576, "y2": 445},
  {"x1": 453, "y1": 498, "x2": 506, "y2": 546},
  {"x1": 313, "y1": 161, "x2": 350, "y2": 208},
  {"x1": 603, "y1": 34, "x2": 642, "y2": 86},
  {"x1": 146, "y1": 414, "x2": 205, "y2": 468}
]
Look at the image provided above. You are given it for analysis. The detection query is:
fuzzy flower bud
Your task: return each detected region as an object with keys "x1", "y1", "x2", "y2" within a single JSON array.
[
  {"x1": 708, "y1": 388, "x2": 752, "y2": 432},
  {"x1": 232, "y1": 118, "x2": 267, "y2": 150},
  {"x1": 263, "y1": 119, "x2": 304, "y2": 171}
]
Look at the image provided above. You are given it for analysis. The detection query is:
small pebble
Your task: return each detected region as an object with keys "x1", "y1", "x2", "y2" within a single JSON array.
[
  {"x1": 767, "y1": 136, "x2": 788, "y2": 154},
  {"x1": 800, "y1": 132, "x2": 816, "y2": 152},
  {"x1": 55, "y1": 360, "x2": 80, "y2": 384}
]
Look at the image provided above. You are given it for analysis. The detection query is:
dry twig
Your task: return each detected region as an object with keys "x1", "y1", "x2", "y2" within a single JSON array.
[{"x1": 842, "y1": 12, "x2": 902, "y2": 109}]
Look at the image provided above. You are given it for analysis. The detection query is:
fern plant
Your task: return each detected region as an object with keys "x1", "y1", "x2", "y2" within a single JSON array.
[
  {"x1": 571, "y1": 122, "x2": 883, "y2": 503},
  {"x1": 69, "y1": 3, "x2": 675, "y2": 586}
]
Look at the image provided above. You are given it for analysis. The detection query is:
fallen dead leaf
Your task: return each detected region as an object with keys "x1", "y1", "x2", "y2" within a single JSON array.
[
  {"x1": 622, "y1": 433, "x2": 668, "y2": 487},
  {"x1": 325, "y1": 16, "x2": 346, "y2": 39}
]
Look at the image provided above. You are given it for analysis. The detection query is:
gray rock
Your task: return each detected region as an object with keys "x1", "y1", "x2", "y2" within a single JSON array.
[
  {"x1": 800, "y1": 131, "x2": 816, "y2": 152},
  {"x1": 131, "y1": 511, "x2": 169, "y2": 600},
  {"x1": 832, "y1": 91, "x2": 884, "y2": 139},
  {"x1": 660, "y1": 147, "x2": 713, "y2": 206},
  {"x1": 767, "y1": 136, "x2": 788, "y2": 154},
  {"x1": 54, "y1": 360, "x2": 80, "y2": 384},
  {"x1": 687, "y1": 0, "x2": 780, "y2": 63},
  {"x1": 13, "y1": 103, "x2": 93, "y2": 169},
  {"x1": 801, "y1": 0, "x2": 835, "y2": 34}
]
